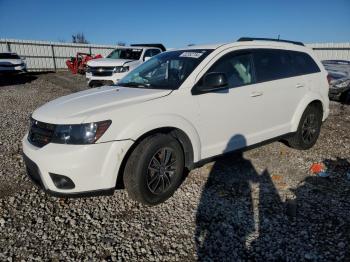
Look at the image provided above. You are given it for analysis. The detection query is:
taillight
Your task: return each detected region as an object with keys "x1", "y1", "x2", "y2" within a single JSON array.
[{"x1": 327, "y1": 74, "x2": 332, "y2": 86}]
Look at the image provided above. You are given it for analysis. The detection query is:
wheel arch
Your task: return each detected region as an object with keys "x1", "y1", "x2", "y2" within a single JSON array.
[
  {"x1": 116, "y1": 126, "x2": 196, "y2": 189},
  {"x1": 291, "y1": 96, "x2": 324, "y2": 132}
]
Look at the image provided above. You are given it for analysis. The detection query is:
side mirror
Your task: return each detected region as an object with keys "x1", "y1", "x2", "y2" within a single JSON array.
[
  {"x1": 196, "y1": 72, "x2": 228, "y2": 94},
  {"x1": 144, "y1": 56, "x2": 151, "y2": 61},
  {"x1": 21, "y1": 57, "x2": 26, "y2": 61}
]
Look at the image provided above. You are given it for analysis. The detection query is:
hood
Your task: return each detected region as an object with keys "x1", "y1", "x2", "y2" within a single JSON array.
[
  {"x1": 0, "y1": 59, "x2": 23, "y2": 65},
  {"x1": 32, "y1": 86, "x2": 171, "y2": 124},
  {"x1": 87, "y1": 58, "x2": 136, "y2": 67}
]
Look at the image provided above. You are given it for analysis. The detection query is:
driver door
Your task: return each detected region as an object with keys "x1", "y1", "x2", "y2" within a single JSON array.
[{"x1": 193, "y1": 51, "x2": 265, "y2": 159}]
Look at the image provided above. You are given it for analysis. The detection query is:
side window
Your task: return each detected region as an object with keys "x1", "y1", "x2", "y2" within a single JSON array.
[
  {"x1": 288, "y1": 51, "x2": 320, "y2": 75},
  {"x1": 253, "y1": 49, "x2": 294, "y2": 82},
  {"x1": 143, "y1": 49, "x2": 152, "y2": 59},
  {"x1": 207, "y1": 52, "x2": 255, "y2": 88},
  {"x1": 151, "y1": 49, "x2": 161, "y2": 56}
]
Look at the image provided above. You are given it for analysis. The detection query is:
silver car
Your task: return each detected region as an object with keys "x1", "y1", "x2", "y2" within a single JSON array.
[{"x1": 0, "y1": 52, "x2": 27, "y2": 75}]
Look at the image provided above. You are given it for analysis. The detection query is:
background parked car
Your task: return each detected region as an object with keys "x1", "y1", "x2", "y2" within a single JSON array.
[
  {"x1": 86, "y1": 44, "x2": 166, "y2": 87},
  {"x1": 322, "y1": 60, "x2": 350, "y2": 102},
  {"x1": 0, "y1": 52, "x2": 27, "y2": 75}
]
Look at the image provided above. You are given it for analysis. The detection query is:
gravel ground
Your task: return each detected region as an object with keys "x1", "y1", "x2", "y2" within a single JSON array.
[{"x1": 0, "y1": 72, "x2": 349, "y2": 261}]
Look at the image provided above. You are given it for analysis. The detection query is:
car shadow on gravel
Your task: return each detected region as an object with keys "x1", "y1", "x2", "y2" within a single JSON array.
[
  {"x1": 195, "y1": 135, "x2": 350, "y2": 261},
  {"x1": 0, "y1": 72, "x2": 51, "y2": 87}
]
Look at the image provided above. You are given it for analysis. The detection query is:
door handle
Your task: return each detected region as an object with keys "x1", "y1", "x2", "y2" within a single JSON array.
[
  {"x1": 250, "y1": 91, "x2": 263, "y2": 97},
  {"x1": 296, "y1": 83, "x2": 304, "y2": 88}
]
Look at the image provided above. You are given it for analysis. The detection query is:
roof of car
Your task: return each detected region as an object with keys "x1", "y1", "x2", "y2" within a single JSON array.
[
  {"x1": 180, "y1": 39, "x2": 309, "y2": 52},
  {"x1": 116, "y1": 46, "x2": 163, "y2": 50},
  {"x1": 131, "y1": 44, "x2": 166, "y2": 51}
]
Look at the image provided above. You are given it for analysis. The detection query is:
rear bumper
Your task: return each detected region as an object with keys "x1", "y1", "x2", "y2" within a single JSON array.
[
  {"x1": 22, "y1": 134, "x2": 134, "y2": 197},
  {"x1": 329, "y1": 86, "x2": 350, "y2": 98}
]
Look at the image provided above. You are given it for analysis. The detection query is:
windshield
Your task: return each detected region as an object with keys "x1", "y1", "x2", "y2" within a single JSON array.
[
  {"x1": 0, "y1": 53, "x2": 20, "y2": 59},
  {"x1": 117, "y1": 49, "x2": 212, "y2": 90},
  {"x1": 107, "y1": 48, "x2": 142, "y2": 60}
]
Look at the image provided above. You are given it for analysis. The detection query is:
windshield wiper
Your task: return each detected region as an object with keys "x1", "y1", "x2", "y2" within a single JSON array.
[{"x1": 117, "y1": 82, "x2": 150, "y2": 88}]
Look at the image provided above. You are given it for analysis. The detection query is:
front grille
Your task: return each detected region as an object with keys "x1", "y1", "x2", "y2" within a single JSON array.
[
  {"x1": 89, "y1": 66, "x2": 114, "y2": 76},
  {"x1": 28, "y1": 119, "x2": 56, "y2": 148}
]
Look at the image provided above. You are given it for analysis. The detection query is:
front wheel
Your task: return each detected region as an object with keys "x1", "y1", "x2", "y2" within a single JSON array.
[
  {"x1": 287, "y1": 104, "x2": 323, "y2": 150},
  {"x1": 123, "y1": 134, "x2": 185, "y2": 205}
]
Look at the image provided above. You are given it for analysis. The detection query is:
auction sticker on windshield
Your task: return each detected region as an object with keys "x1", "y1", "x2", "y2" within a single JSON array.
[{"x1": 179, "y1": 52, "x2": 204, "y2": 58}]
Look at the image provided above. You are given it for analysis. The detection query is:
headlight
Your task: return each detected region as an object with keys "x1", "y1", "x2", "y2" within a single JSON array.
[
  {"x1": 86, "y1": 66, "x2": 91, "y2": 73},
  {"x1": 51, "y1": 120, "x2": 111, "y2": 144},
  {"x1": 113, "y1": 66, "x2": 129, "y2": 73}
]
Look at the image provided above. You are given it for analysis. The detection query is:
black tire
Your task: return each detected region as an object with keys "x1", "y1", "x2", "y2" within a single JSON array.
[
  {"x1": 339, "y1": 90, "x2": 350, "y2": 104},
  {"x1": 123, "y1": 134, "x2": 185, "y2": 205},
  {"x1": 287, "y1": 104, "x2": 322, "y2": 150}
]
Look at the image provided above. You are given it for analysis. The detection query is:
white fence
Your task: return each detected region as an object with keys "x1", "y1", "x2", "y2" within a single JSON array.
[
  {"x1": 307, "y1": 43, "x2": 350, "y2": 61},
  {"x1": 0, "y1": 39, "x2": 117, "y2": 71},
  {"x1": 0, "y1": 39, "x2": 350, "y2": 71}
]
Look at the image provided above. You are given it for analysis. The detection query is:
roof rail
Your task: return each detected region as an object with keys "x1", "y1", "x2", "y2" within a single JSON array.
[
  {"x1": 130, "y1": 43, "x2": 166, "y2": 51},
  {"x1": 237, "y1": 37, "x2": 304, "y2": 46}
]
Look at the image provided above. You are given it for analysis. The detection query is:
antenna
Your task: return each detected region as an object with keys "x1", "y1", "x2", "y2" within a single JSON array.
[{"x1": 278, "y1": 35, "x2": 280, "y2": 40}]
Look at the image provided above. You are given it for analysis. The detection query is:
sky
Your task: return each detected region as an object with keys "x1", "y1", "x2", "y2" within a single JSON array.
[{"x1": 0, "y1": 0, "x2": 349, "y2": 48}]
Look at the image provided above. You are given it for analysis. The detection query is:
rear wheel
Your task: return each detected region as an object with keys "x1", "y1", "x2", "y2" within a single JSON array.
[
  {"x1": 287, "y1": 104, "x2": 322, "y2": 150},
  {"x1": 123, "y1": 134, "x2": 184, "y2": 205}
]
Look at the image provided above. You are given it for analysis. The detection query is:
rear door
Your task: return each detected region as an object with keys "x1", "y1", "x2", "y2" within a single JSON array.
[
  {"x1": 251, "y1": 49, "x2": 307, "y2": 138},
  {"x1": 288, "y1": 50, "x2": 322, "y2": 94}
]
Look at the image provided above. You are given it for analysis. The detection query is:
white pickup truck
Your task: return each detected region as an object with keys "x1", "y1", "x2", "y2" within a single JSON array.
[{"x1": 86, "y1": 44, "x2": 165, "y2": 87}]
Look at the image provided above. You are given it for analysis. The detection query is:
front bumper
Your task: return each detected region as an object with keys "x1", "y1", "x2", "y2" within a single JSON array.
[
  {"x1": 86, "y1": 72, "x2": 128, "y2": 85},
  {"x1": 22, "y1": 134, "x2": 133, "y2": 197},
  {"x1": 0, "y1": 65, "x2": 27, "y2": 74}
]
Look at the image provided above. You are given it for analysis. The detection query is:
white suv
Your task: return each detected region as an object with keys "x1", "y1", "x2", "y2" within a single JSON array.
[
  {"x1": 86, "y1": 44, "x2": 165, "y2": 87},
  {"x1": 23, "y1": 38, "x2": 329, "y2": 205}
]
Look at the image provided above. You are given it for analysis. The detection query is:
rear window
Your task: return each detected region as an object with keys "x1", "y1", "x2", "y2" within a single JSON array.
[
  {"x1": 253, "y1": 49, "x2": 320, "y2": 82},
  {"x1": 0, "y1": 53, "x2": 20, "y2": 59},
  {"x1": 288, "y1": 51, "x2": 320, "y2": 75}
]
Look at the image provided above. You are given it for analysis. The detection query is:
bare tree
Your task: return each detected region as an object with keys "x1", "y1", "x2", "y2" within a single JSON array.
[{"x1": 72, "y1": 33, "x2": 89, "y2": 44}]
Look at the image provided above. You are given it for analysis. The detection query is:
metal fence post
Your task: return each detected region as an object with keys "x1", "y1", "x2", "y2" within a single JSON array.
[
  {"x1": 51, "y1": 44, "x2": 57, "y2": 71},
  {"x1": 89, "y1": 46, "x2": 92, "y2": 55},
  {"x1": 6, "y1": 42, "x2": 11, "y2": 52}
]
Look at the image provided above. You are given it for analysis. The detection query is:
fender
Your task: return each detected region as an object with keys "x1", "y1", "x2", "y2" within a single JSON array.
[
  {"x1": 290, "y1": 92, "x2": 325, "y2": 132},
  {"x1": 114, "y1": 114, "x2": 202, "y2": 162}
]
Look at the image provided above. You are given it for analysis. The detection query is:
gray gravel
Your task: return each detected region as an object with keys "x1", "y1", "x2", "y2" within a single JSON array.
[{"x1": 0, "y1": 72, "x2": 349, "y2": 261}]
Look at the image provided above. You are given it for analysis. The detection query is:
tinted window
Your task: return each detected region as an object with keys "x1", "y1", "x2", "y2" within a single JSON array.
[
  {"x1": 253, "y1": 49, "x2": 294, "y2": 82},
  {"x1": 144, "y1": 49, "x2": 152, "y2": 58},
  {"x1": 151, "y1": 49, "x2": 161, "y2": 56},
  {"x1": 207, "y1": 52, "x2": 255, "y2": 88},
  {"x1": 288, "y1": 51, "x2": 320, "y2": 75},
  {"x1": 107, "y1": 48, "x2": 142, "y2": 60},
  {"x1": 144, "y1": 49, "x2": 160, "y2": 59}
]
